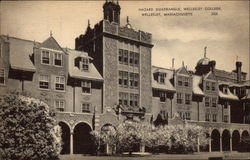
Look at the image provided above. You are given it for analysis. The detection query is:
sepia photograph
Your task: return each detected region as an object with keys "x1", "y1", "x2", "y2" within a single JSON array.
[{"x1": 0, "y1": 0, "x2": 249, "y2": 160}]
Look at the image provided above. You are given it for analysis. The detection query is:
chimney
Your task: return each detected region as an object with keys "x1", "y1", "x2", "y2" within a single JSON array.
[
  {"x1": 236, "y1": 61, "x2": 242, "y2": 82},
  {"x1": 209, "y1": 60, "x2": 216, "y2": 73}
]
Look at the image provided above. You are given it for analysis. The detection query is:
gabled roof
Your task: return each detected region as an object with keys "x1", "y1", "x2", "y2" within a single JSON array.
[
  {"x1": 176, "y1": 66, "x2": 190, "y2": 76},
  {"x1": 1, "y1": 35, "x2": 37, "y2": 72},
  {"x1": 219, "y1": 88, "x2": 238, "y2": 100},
  {"x1": 68, "y1": 49, "x2": 103, "y2": 81},
  {"x1": 192, "y1": 75, "x2": 204, "y2": 96},
  {"x1": 39, "y1": 36, "x2": 64, "y2": 52}
]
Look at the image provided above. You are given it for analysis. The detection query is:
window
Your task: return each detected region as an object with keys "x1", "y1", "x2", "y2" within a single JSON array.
[
  {"x1": 119, "y1": 71, "x2": 139, "y2": 89},
  {"x1": 41, "y1": 51, "x2": 50, "y2": 64},
  {"x1": 212, "y1": 98, "x2": 217, "y2": 107},
  {"x1": 54, "y1": 53, "x2": 62, "y2": 66},
  {"x1": 0, "y1": 69, "x2": 5, "y2": 84},
  {"x1": 119, "y1": 49, "x2": 123, "y2": 63},
  {"x1": 82, "y1": 103, "x2": 90, "y2": 113},
  {"x1": 177, "y1": 93, "x2": 182, "y2": 104},
  {"x1": 55, "y1": 76, "x2": 65, "y2": 91},
  {"x1": 223, "y1": 115, "x2": 228, "y2": 123},
  {"x1": 185, "y1": 112, "x2": 191, "y2": 120},
  {"x1": 134, "y1": 94, "x2": 139, "y2": 107},
  {"x1": 119, "y1": 71, "x2": 123, "y2": 86},
  {"x1": 185, "y1": 94, "x2": 191, "y2": 105},
  {"x1": 160, "y1": 92, "x2": 166, "y2": 102},
  {"x1": 81, "y1": 58, "x2": 89, "y2": 71},
  {"x1": 123, "y1": 50, "x2": 128, "y2": 65},
  {"x1": 130, "y1": 93, "x2": 139, "y2": 106},
  {"x1": 134, "y1": 73, "x2": 139, "y2": 88},
  {"x1": 178, "y1": 77, "x2": 182, "y2": 86},
  {"x1": 39, "y1": 74, "x2": 49, "y2": 89},
  {"x1": 55, "y1": 100, "x2": 65, "y2": 112},
  {"x1": 206, "y1": 81, "x2": 210, "y2": 90},
  {"x1": 82, "y1": 81, "x2": 91, "y2": 94},
  {"x1": 123, "y1": 71, "x2": 128, "y2": 88},
  {"x1": 211, "y1": 82, "x2": 216, "y2": 91},
  {"x1": 134, "y1": 53, "x2": 139, "y2": 66},
  {"x1": 159, "y1": 73, "x2": 165, "y2": 84},
  {"x1": 184, "y1": 77, "x2": 189, "y2": 87},
  {"x1": 205, "y1": 113, "x2": 210, "y2": 121},
  {"x1": 119, "y1": 92, "x2": 129, "y2": 106},
  {"x1": 212, "y1": 114, "x2": 217, "y2": 122},
  {"x1": 130, "y1": 73, "x2": 134, "y2": 88},
  {"x1": 205, "y1": 97, "x2": 210, "y2": 107},
  {"x1": 223, "y1": 87, "x2": 228, "y2": 94},
  {"x1": 129, "y1": 51, "x2": 134, "y2": 65}
]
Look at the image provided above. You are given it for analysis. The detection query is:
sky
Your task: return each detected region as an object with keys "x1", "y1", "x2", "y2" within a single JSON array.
[{"x1": 0, "y1": 1, "x2": 249, "y2": 78}]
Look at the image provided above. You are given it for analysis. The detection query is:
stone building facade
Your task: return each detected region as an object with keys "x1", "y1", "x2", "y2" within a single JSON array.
[{"x1": 0, "y1": 0, "x2": 249, "y2": 155}]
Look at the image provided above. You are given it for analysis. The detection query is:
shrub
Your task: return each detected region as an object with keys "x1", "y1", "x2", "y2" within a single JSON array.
[{"x1": 0, "y1": 94, "x2": 61, "y2": 160}]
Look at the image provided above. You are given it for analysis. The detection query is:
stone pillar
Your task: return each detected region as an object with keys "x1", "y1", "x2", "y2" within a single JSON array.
[
  {"x1": 209, "y1": 136, "x2": 212, "y2": 152},
  {"x1": 197, "y1": 137, "x2": 200, "y2": 152},
  {"x1": 220, "y1": 136, "x2": 222, "y2": 152},
  {"x1": 230, "y1": 136, "x2": 232, "y2": 152},
  {"x1": 70, "y1": 130, "x2": 74, "y2": 154},
  {"x1": 106, "y1": 143, "x2": 110, "y2": 155}
]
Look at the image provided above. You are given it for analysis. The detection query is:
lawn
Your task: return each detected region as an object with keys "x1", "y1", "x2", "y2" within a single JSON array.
[{"x1": 60, "y1": 152, "x2": 250, "y2": 160}]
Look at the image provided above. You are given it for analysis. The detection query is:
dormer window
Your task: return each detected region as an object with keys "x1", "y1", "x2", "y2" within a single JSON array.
[
  {"x1": 159, "y1": 73, "x2": 166, "y2": 84},
  {"x1": 223, "y1": 87, "x2": 228, "y2": 94},
  {"x1": 54, "y1": 53, "x2": 62, "y2": 66},
  {"x1": 41, "y1": 50, "x2": 50, "y2": 64},
  {"x1": 81, "y1": 58, "x2": 89, "y2": 71}
]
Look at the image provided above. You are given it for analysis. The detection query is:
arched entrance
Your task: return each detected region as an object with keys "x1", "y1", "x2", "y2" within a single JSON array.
[
  {"x1": 59, "y1": 122, "x2": 70, "y2": 154},
  {"x1": 222, "y1": 129, "x2": 230, "y2": 151},
  {"x1": 232, "y1": 130, "x2": 240, "y2": 151},
  {"x1": 240, "y1": 130, "x2": 250, "y2": 152},
  {"x1": 73, "y1": 122, "x2": 93, "y2": 154},
  {"x1": 211, "y1": 129, "x2": 220, "y2": 151}
]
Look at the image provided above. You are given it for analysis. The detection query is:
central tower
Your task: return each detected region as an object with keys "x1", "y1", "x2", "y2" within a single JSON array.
[
  {"x1": 103, "y1": 0, "x2": 121, "y2": 24},
  {"x1": 75, "y1": 1, "x2": 153, "y2": 123}
]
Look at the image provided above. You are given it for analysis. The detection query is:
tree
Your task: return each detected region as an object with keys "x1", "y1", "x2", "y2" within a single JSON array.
[{"x1": 0, "y1": 94, "x2": 61, "y2": 160}]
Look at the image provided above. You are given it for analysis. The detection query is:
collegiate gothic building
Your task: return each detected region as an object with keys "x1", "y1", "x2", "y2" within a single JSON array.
[{"x1": 0, "y1": 0, "x2": 249, "y2": 155}]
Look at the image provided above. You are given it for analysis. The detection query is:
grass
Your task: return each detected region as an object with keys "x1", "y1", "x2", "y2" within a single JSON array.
[{"x1": 60, "y1": 152, "x2": 250, "y2": 160}]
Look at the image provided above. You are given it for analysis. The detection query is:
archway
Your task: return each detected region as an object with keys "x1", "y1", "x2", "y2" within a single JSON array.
[
  {"x1": 240, "y1": 130, "x2": 250, "y2": 152},
  {"x1": 73, "y1": 122, "x2": 93, "y2": 154},
  {"x1": 222, "y1": 129, "x2": 230, "y2": 151},
  {"x1": 59, "y1": 122, "x2": 70, "y2": 154},
  {"x1": 232, "y1": 130, "x2": 240, "y2": 151},
  {"x1": 211, "y1": 129, "x2": 220, "y2": 151}
]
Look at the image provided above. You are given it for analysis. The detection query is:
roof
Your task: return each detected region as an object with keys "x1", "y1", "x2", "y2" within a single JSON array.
[
  {"x1": 1, "y1": 35, "x2": 37, "y2": 72},
  {"x1": 39, "y1": 36, "x2": 64, "y2": 52},
  {"x1": 152, "y1": 66, "x2": 176, "y2": 92},
  {"x1": 197, "y1": 57, "x2": 210, "y2": 66},
  {"x1": 219, "y1": 88, "x2": 238, "y2": 100},
  {"x1": 68, "y1": 49, "x2": 103, "y2": 81},
  {"x1": 152, "y1": 66, "x2": 174, "y2": 80},
  {"x1": 152, "y1": 78, "x2": 176, "y2": 92},
  {"x1": 192, "y1": 75, "x2": 204, "y2": 96}
]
